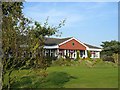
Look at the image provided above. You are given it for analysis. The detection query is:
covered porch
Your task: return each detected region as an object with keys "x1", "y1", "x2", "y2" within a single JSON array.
[{"x1": 59, "y1": 49, "x2": 87, "y2": 59}]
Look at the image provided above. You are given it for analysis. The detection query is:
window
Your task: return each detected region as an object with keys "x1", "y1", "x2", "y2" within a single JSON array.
[{"x1": 72, "y1": 42, "x2": 74, "y2": 46}]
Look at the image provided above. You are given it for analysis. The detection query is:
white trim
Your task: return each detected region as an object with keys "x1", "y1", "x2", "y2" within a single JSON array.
[
  {"x1": 44, "y1": 45, "x2": 58, "y2": 49},
  {"x1": 58, "y1": 37, "x2": 73, "y2": 46},
  {"x1": 84, "y1": 50, "x2": 88, "y2": 58},
  {"x1": 87, "y1": 48, "x2": 102, "y2": 51},
  {"x1": 59, "y1": 37, "x2": 89, "y2": 49}
]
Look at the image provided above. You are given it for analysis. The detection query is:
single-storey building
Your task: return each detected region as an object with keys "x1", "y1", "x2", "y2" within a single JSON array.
[{"x1": 44, "y1": 37, "x2": 102, "y2": 59}]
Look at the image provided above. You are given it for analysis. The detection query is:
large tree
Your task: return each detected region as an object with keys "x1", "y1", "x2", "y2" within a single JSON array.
[
  {"x1": 101, "y1": 40, "x2": 120, "y2": 56},
  {"x1": 2, "y1": 2, "x2": 65, "y2": 89},
  {"x1": 101, "y1": 40, "x2": 119, "y2": 64},
  {"x1": 2, "y1": 2, "x2": 25, "y2": 89}
]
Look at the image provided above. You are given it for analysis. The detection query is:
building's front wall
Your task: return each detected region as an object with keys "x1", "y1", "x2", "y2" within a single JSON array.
[
  {"x1": 59, "y1": 39, "x2": 86, "y2": 50},
  {"x1": 45, "y1": 49, "x2": 58, "y2": 57},
  {"x1": 44, "y1": 48, "x2": 101, "y2": 59},
  {"x1": 58, "y1": 49, "x2": 85, "y2": 59},
  {"x1": 58, "y1": 39, "x2": 88, "y2": 59}
]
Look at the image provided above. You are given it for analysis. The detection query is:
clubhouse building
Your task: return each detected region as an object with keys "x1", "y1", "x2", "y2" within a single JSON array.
[{"x1": 44, "y1": 37, "x2": 102, "y2": 59}]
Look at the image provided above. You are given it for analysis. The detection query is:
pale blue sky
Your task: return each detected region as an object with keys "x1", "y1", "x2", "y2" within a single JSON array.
[{"x1": 23, "y1": 2, "x2": 118, "y2": 47}]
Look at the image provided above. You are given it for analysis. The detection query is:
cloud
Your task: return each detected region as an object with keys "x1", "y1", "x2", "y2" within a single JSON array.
[
  {"x1": 23, "y1": 2, "x2": 117, "y2": 29},
  {"x1": 23, "y1": 4, "x2": 85, "y2": 26}
]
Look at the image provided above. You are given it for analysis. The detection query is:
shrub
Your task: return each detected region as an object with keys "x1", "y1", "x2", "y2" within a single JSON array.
[
  {"x1": 11, "y1": 76, "x2": 33, "y2": 88},
  {"x1": 92, "y1": 58, "x2": 103, "y2": 66},
  {"x1": 83, "y1": 57, "x2": 91, "y2": 60},
  {"x1": 76, "y1": 50, "x2": 80, "y2": 61},
  {"x1": 85, "y1": 60, "x2": 93, "y2": 68},
  {"x1": 52, "y1": 57, "x2": 64, "y2": 66},
  {"x1": 87, "y1": 50, "x2": 91, "y2": 58},
  {"x1": 102, "y1": 56, "x2": 115, "y2": 63},
  {"x1": 112, "y1": 53, "x2": 118, "y2": 64},
  {"x1": 52, "y1": 57, "x2": 72, "y2": 66}
]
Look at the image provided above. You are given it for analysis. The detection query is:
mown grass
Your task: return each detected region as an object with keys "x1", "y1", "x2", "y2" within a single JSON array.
[
  {"x1": 4, "y1": 60, "x2": 118, "y2": 88},
  {"x1": 48, "y1": 60, "x2": 118, "y2": 88}
]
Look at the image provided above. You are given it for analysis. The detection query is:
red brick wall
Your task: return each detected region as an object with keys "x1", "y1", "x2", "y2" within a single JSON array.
[{"x1": 59, "y1": 39, "x2": 86, "y2": 50}]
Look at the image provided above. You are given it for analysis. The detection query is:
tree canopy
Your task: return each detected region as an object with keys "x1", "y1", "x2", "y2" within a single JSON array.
[{"x1": 101, "y1": 40, "x2": 120, "y2": 56}]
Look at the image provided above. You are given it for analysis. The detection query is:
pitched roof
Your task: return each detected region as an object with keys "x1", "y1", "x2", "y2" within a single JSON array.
[
  {"x1": 44, "y1": 37, "x2": 72, "y2": 46},
  {"x1": 84, "y1": 43, "x2": 102, "y2": 49},
  {"x1": 44, "y1": 37, "x2": 101, "y2": 49}
]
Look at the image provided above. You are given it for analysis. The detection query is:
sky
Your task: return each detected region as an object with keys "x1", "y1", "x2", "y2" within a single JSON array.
[{"x1": 23, "y1": 2, "x2": 118, "y2": 47}]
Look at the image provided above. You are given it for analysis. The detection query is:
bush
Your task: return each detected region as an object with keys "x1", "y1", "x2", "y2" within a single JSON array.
[
  {"x1": 87, "y1": 50, "x2": 91, "y2": 58},
  {"x1": 82, "y1": 57, "x2": 92, "y2": 61},
  {"x1": 102, "y1": 56, "x2": 115, "y2": 63},
  {"x1": 52, "y1": 57, "x2": 64, "y2": 66},
  {"x1": 76, "y1": 50, "x2": 80, "y2": 60},
  {"x1": 112, "y1": 53, "x2": 118, "y2": 64},
  {"x1": 52, "y1": 57, "x2": 72, "y2": 66}
]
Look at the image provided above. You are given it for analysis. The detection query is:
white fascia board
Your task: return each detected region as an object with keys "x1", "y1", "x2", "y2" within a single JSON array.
[
  {"x1": 87, "y1": 48, "x2": 102, "y2": 51},
  {"x1": 72, "y1": 37, "x2": 89, "y2": 48},
  {"x1": 58, "y1": 37, "x2": 73, "y2": 46},
  {"x1": 59, "y1": 37, "x2": 88, "y2": 49},
  {"x1": 44, "y1": 45, "x2": 58, "y2": 49}
]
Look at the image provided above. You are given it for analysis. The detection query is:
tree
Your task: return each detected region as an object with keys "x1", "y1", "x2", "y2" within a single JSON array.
[
  {"x1": 2, "y1": 2, "x2": 25, "y2": 89},
  {"x1": 101, "y1": 40, "x2": 120, "y2": 56},
  {"x1": 26, "y1": 19, "x2": 65, "y2": 69},
  {"x1": 2, "y1": 2, "x2": 65, "y2": 89},
  {"x1": 101, "y1": 40, "x2": 120, "y2": 64}
]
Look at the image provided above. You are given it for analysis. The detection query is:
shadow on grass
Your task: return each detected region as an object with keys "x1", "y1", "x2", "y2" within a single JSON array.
[{"x1": 11, "y1": 71, "x2": 77, "y2": 88}]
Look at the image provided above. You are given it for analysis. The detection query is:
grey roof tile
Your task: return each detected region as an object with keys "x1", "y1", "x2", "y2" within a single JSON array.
[
  {"x1": 44, "y1": 37, "x2": 72, "y2": 46},
  {"x1": 84, "y1": 43, "x2": 102, "y2": 49}
]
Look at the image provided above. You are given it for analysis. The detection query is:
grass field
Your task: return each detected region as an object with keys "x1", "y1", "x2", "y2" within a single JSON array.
[
  {"x1": 48, "y1": 61, "x2": 118, "y2": 88},
  {"x1": 4, "y1": 60, "x2": 118, "y2": 88}
]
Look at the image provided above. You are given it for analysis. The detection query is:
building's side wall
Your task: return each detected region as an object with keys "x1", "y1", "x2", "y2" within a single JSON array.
[
  {"x1": 90, "y1": 51, "x2": 100, "y2": 58},
  {"x1": 87, "y1": 48, "x2": 102, "y2": 58}
]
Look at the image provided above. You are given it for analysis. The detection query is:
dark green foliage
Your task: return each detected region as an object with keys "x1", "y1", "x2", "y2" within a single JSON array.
[
  {"x1": 52, "y1": 57, "x2": 72, "y2": 66},
  {"x1": 102, "y1": 56, "x2": 115, "y2": 63},
  {"x1": 52, "y1": 57, "x2": 64, "y2": 66},
  {"x1": 101, "y1": 40, "x2": 120, "y2": 56},
  {"x1": 12, "y1": 76, "x2": 33, "y2": 88},
  {"x1": 44, "y1": 56, "x2": 57, "y2": 67},
  {"x1": 101, "y1": 40, "x2": 120, "y2": 63},
  {"x1": 2, "y1": 3, "x2": 25, "y2": 85},
  {"x1": 2, "y1": 2, "x2": 23, "y2": 18}
]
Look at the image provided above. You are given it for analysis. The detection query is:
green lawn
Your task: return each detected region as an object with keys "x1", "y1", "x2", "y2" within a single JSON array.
[
  {"x1": 48, "y1": 61, "x2": 118, "y2": 88},
  {"x1": 4, "y1": 60, "x2": 118, "y2": 88}
]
